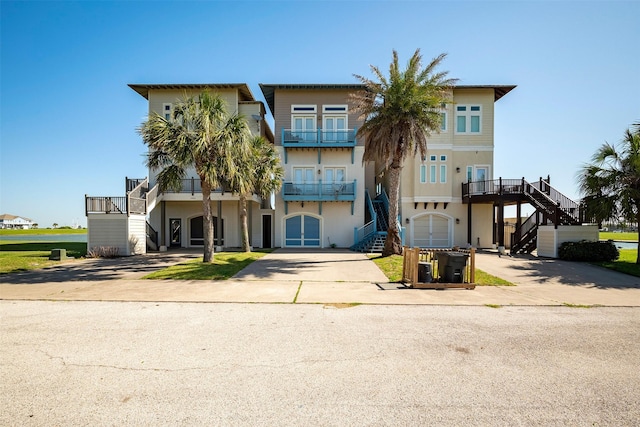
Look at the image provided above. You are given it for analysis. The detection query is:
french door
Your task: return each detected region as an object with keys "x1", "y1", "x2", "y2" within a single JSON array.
[{"x1": 323, "y1": 116, "x2": 347, "y2": 142}]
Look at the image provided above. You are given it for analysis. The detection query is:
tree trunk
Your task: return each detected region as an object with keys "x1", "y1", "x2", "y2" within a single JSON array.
[
  {"x1": 201, "y1": 180, "x2": 215, "y2": 263},
  {"x1": 240, "y1": 194, "x2": 251, "y2": 252},
  {"x1": 636, "y1": 209, "x2": 640, "y2": 264},
  {"x1": 383, "y1": 156, "x2": 403, "y2": 256}
]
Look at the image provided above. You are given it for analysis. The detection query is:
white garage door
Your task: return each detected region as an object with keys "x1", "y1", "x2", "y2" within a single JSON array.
[{"x1": 413, "y1": 214, "x2": 451, "y2": 248}]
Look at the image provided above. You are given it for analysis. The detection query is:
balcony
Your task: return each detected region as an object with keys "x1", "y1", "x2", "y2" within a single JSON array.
[
  {"x1": 281, "y1": 128, "x2": 357, "y2": 163},
  {"x1": 282, "y1": 179, "x2": 357, "y2": 215},
  {"x1": 282, "y1": 180, "x2": 356, "y2": 202}
]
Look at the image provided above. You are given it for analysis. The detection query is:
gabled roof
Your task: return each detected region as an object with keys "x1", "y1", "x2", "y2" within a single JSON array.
[
  {"x1": 259, "y1": 83, "x2": 516, "y2": 115},
  {"x1": 128, "y1": 83, "x2": 256, "y2": 102}
]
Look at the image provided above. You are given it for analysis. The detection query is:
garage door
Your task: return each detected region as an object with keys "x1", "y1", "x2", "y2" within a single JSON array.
[
  {"x1": 285, "y1": 215, "x2": 320, "y2": 247},
  {"x1": 413, "y1": 214, "x2": 451, "y2": 248}
]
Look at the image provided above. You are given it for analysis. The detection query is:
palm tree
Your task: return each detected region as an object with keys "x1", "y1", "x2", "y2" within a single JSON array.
[
  {"x1": 352, "y1": 49, "x2": 457, "y2": 256},
  {"x1": 139, "y1": 91, "x2": 251, "y2": 262},
  {"x1": 227, "y1": 135, "x2": 284, "y2": 252},
  {"x1": 578, "y1": 122, "x2": 640, "y2": 263}
]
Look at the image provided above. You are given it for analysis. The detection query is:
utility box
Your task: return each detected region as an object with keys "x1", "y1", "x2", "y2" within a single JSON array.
[
  {"x1": 436, "y1": 252, "x2": 469, "y2": 283},
  {"x1": 417, "y1": 262, "x2": 432, "y2": 283},
  {"x1": 49, "y1": 249, "x2": 68, "y2": 261}
]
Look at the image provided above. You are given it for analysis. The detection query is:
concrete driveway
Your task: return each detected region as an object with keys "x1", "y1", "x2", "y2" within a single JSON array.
[{"x1": 232, "y1": 248, "x2": 388, "y2": 282}]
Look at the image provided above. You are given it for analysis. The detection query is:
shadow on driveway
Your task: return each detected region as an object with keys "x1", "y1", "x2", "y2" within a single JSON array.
[{"x1": 0, "y1": 250, "x2": 201, "y2": 285}]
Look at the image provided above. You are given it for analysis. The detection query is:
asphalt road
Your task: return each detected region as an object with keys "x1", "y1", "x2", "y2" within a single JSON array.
[{"x1": 1, "y1": 301, "x2": 639, "y2": 426}]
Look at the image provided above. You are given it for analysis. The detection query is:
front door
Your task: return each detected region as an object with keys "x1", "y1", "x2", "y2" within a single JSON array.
[
  {"x1": 285, "y1": 215, "x2": 320, "y2": 247},
  {"x1": 262, "y1": 215, "x2": 272, "y2": 248},
  {"x1": 170, "y1": 218, "x2": 181, "y2": 247}
]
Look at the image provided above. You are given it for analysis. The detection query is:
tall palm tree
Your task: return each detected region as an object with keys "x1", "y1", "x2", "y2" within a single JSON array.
[
  {"x1": 578, "y1": 122, "x2": 640, "y2": 263},
  {"x1": 139, "y1": 91, "x2": 251, "y2": 262},
  {"x1": 352, "y1": 49, "x2": 457, "y2": 256},
  {"x1": 227, "y1": 135, "x2": 284, "y2": 252}
]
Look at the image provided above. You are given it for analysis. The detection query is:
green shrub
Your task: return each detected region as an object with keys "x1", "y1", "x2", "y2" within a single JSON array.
[{"x1": 558, "y1": 240, "x2": 619, "y2": 262}]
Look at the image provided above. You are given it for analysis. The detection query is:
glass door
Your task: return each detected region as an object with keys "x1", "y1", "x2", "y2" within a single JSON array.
[
  {"x1": 293, "y1": 116, "x2": 316, "y2": 142},
  {"x1": 170, "y1": 218, "x2": 181, "y2": 247},
  {"x1": 294, "y1": 167, "x2": 315, "y2": 194},
  {"x1": 323, "y1": 116, "x2": 347, "y2": 142}
]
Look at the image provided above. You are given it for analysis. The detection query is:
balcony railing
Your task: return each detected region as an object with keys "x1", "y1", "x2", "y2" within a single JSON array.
[
  {"x1": 160, "y1": 178, "x2": 230, "y2": 196},
  {"x1": 281, "y1": 128, "x2": 357, "y2": 147},
  {"x1": 282, "y1": 180, "x2": 357, "y2": 202}
]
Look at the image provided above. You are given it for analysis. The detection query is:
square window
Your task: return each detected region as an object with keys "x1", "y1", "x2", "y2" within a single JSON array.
[
  {"x1": 430, "y1": 155, "x2": 437, "y2": 161},
  {"x1": 440, "y1": 155, "x2": 446, "y2": 161}
]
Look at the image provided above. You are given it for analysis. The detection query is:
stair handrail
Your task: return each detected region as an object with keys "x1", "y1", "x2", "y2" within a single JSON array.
[
  {"x1": 365, "y1": 190, "x2": 377, "y2": 234},
  {"x1": 531, "y1": 179, "x2": 581, "y2": 223},
  {"x1": 511, "y1": 211, "x2": 540, "y2": 252},
  {"x1": 126, "y1": 177, "x2": 148, "y2": 215}
]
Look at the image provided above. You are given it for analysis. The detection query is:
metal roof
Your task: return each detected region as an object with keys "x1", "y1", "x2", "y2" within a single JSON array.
[
  {"x1": 128, "y1": 83, "x2": 256, "y2": 101},
  {"x1": 259, "y1": 83, "x2": 516, "y2": 115}
]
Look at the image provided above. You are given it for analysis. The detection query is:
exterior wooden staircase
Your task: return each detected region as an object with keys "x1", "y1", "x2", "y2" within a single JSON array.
[{"x1": 462, "y1": 178, "x2": 584, "y2": 255}]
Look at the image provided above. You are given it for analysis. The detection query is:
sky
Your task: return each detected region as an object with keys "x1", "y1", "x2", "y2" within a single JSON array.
[{"x1": 1, "y1": 0, "x2": 639, "y2": 228}]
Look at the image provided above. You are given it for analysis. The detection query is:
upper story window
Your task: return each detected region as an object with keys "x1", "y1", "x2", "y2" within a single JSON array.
[
  {"x1": 163, "y1": 103, "x2": 172, "y2": 121},
  {"x1": 421, "y1": 154, "x2": 447, "y2": 184},
  {"x1": 455, "y1": 105, "x2": 481, "y2": 134}
]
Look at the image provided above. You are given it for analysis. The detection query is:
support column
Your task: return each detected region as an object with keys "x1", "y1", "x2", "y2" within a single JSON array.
[
  {"x1": 497, "y1": 202, "x2": 506, "y2": 254},
  {"x1": 217, "y1": 201, "x2": 223, "y2": 248},
  {"x1": 467, "y1": 202, "x2": 472, "y2": 246},
  {"x1": 160, "y1": 201, "x2": 167, "y2": 251}
]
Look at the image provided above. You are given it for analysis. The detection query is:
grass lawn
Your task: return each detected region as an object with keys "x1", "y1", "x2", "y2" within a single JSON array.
[
  {"x1": 600, "y1": 231, "x2": 638, "y2": 241},
  {"x1": 0, "y1": 228, "x2": 86, "y2": 235},
  {"x1": 0, "y1": 241, "x2": 87, "y2": 274},
  {"x1": 143, "y1": 250, "x2": 272, "y2": 280},
  {"x1": 593, "y1": 248, "x2": 640, "y2": 277},
  {"x1": 369, "y1": 254, "x2": 514, "y2": 286}
]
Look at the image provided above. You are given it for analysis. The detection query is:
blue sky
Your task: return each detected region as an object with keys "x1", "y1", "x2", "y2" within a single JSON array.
[{"x1": 1, "y1": 0, "x2": 639, "y2": 227}]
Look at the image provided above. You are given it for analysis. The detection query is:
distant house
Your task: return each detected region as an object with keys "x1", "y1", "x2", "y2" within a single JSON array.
[{"x1": 0, "y1": 214, "x2": 34, "y2": 229}]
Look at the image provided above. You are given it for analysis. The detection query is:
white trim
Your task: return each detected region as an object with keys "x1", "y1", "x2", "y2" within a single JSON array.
[
  {"x1": 402, "y1": 196, "x2": 460, "y2": 203},
  {"x1": 291, "y1": 104, "x2": 317, "y2": 113},
  {"x1": 452, "y1": 146, "x2": 493, "y2": 152},
  {"x1": 322, "y1": 104, "x2": 348, "y2": 113}
]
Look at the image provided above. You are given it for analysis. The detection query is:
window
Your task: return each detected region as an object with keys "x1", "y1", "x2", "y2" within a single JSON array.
[
  {"x1": 429, "y1": 165, "x2": 437, "y2": 183},
  {"x1": 421, "y1": 154, "x2": 447, "y2": 184},
  {"x1": 455, "y1": 105, "x2": 481, "y2": 134},
  {"x1": 322, "y1": 105, "x2": 347, "y2": 113},
  {"x1": 163, "y1": 103, "x2": 172, "y2": 120},
  {"x1": 440, "y1": 111, "x2": 447, "y2": 132},
  {"x1": 292, "y1": 105, "x2": 317, "y2": 113}
]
